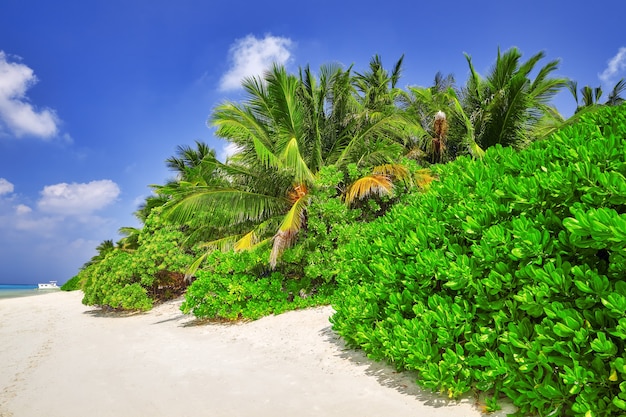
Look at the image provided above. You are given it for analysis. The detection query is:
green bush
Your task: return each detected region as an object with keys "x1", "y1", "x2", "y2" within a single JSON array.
[
  {"x1": 80, "y1": 249, "x2": 153, "y2": 311},
  {"x1": 330, "y1": 104, "x2": 626, "y2": 416},
  {"x1": 283, "y1": 165, "x2": 365, "y2": 286},
  {"x1": 80, "y1": 208, "x2": 193, "y2": 311},
  {"x1": 60, "y1": 275, "x2": 81, "y2": 291},
  {"x1": 181, "y1": 248, "x2": 334, "y2": 320},
  {"x1": 179, "y1": 165, "x2": 386, "y2": 321}
]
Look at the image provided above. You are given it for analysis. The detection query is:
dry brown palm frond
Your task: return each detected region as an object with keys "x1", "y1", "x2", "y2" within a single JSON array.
[
  {"x1": 269, "y1": 228, "x2": 299, "y2": 269},
  {"x1": 430, "y1": 111, "x2": 448, "y2": 163},
  {"x1": 371, "y1": 163, "x2": 410, "y2": 182},
  {"x1": 433, "y1": 110, "x2": 448, "y2": 139},
  {"x1": 406, "y1": 147, "x2": 427, "y2": 160},
  {"x1": 414, "y1": 168, "x2": 436, "y2": 190},
  {"x1": 269, "y1": 185, "x2": 310, "y2": 268},
  {"x1": 344, "y1": 174, "x2": 393, "y2": 206}
]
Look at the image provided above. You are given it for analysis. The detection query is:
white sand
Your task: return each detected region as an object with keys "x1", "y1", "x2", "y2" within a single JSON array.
[{"x1": 0, "y1": 291, "x2": 516, "y2": 417}]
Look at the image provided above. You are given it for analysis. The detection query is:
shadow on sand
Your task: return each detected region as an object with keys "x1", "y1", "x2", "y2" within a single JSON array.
[
  {"x1": 82, "y1": 308, "x2": 145, "y2": 319},
  {"x1": 319, "y1": 324, "x2": 517, "y2": 416}
]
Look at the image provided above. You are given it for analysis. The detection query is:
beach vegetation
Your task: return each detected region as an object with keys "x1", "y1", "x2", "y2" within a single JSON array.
[
  {"x1": 60, "y1": 275, "x2": 81, "y2": 291},
  {"x1": 329, "y1": 103, "x2": 626, "y2": 415},
  {"x1": 69, "y1": 47, "x2": 626, "y2": 414},
  {"x1": 79, "y1": 208, "x2": 195, "y2": 311},
  {"x1": 159, "y1": 58, "x2": 414, "y2": 270},
  {"x1": 461, "y1": 47, "x2": 567, "y2": 150},
  {"x1": 568, "y1": 77, "x2": 625, "y2": 113},
  {"x1": 75, "y1": 46, "x2": 572, "y2": 315}
]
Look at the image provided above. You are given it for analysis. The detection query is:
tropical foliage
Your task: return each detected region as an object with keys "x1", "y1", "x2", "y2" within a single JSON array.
[
  {"x1": 461, "y1": 47, "x2": 567, "y2": 150},
  {"x1": 79, "y1": 208, "x2": 194, "y2": 310},
  {"x1": 161, "y1": 58, "x2": 416, "y2": 270},
  {"x1": 70, "y1": 46, "x2": 626, "y2": 415},
  {"x1": 568, "y1": 78, "x2": 626, "y2": 112},
  {"x1": 330, "y1": 104, "x2": 626, "y2": 416},
  {"x1": 75, "y1": 46, "x2": 574, "y2": 311}
]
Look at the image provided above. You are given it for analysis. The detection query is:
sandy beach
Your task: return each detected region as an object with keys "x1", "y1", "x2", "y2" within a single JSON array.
[{"x1": 0, "y1": 291, "x2": 516, "y2": 417}]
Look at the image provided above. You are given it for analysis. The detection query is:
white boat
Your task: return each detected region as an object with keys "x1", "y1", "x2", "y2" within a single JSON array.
[{"x1": 38, "y1": 281, "x2": 59, "y2": 289}]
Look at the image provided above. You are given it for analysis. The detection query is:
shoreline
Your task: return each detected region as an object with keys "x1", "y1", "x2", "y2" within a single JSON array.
[
  {"x1": 0, "y1": 288, "x2": 59, "y2": 300},
  {"x1": 0, "y1": 291, "x2": 515, "y2": 417}
]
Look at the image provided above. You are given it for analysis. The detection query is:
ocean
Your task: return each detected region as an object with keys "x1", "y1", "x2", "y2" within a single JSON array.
[{"x1": 0, "y1": 284, "x2": 56, "y2": 300}]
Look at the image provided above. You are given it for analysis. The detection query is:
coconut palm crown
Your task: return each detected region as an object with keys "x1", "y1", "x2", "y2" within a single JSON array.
[
  {"x1": 162, "y1": 59, "x2": 412, "y2": 269},
  {"x1": 462, "y1": 47, "x2": 567, "y2": 149}
]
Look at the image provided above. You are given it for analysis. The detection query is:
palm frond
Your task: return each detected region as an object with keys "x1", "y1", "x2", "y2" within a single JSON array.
[
  {"x1": 594, "y1": 87, "x2": 603, "y2": 103},
  {"x1": 567, "y1": 80, "x2": 579, "y2": 105},
  {"x1": 196, "y1": 235, "x2": 241, "y2": 252},
  {"x1": 531, "y1": 106, "x2": 565, "y2": 139},
  {"x1": 414, "y1": 169, "x2": 436, "y2": 190},
  {"x1": 184, "y1": 250, "x2": 212, "y2": 281},
  {"x1": 234, "y1": 229, "x2": 259, "y2": 251},
  {"x1": 251, "y1": 135, "x2": 282, "y2": 169},
  {"x1": 452, "y1": 96, "x2": 484, "y2": 158},
  {"x1": 391, "y1": 54, "x2": 404, "y2": 88},
  {"x1": 581, "y1": 86, "x2": 595, "y2": 107},
  {"x1": 464, "y1": 52, "x2": 484, "y2": 106},
  {"x1": 163, "y1": 187, "x2": 287, "y2": 227},
  {"x1": 281, "y1": 137, "x2": 315, "y2": 184},
  {"x1": 517, "y1": 50, "x2": 545, "y2": 79},
  {"x1": 372, "y1": 163, "x2": 410, "y2": 182},
  {"x1": 330, "y1": 112, "x2": 408, "y2": 167},
  {"x1": 606, "y1": 78, "x2": 626, "y2": 106},
  {"x1": 345, "y1": 174, "x2": 393, "y2": 206}
]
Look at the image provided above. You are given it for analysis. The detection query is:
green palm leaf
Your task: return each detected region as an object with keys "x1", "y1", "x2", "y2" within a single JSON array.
[{"x1": 164, "y1": 188, "x2": 287, "y2": 227}]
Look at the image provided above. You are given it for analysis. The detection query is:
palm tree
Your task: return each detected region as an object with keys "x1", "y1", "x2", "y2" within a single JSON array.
[
  {"x1": 163, "y1": 61, "x2": 413, "y2": 269},
  {"x1": 400, "y1": 73, "x2": 483, "y2": 162},
  {"x1": 166, "y1": 141, "x2": 214, "y2": 176},
  {"x1": 82, "y1": 239, "x2": 116, "y2": 268},
  {"x1": 462, "y1": 47, "x2": 567, "y2": 149},
  {"x1": 116, "y1": 227, "x2": 141, "y2": 251},
  {"x1": 606, "y1": 78, "x2": 626, "y2": 106},
  {"x1": 162, "y1": 65, "x2": 317, "y2": 268},
  {"x1": 353, "y1": 54, "x2": 404, "y2": 112},
  {"x1": 569, "y1": 78, "x2": 626, "y2": 111}
]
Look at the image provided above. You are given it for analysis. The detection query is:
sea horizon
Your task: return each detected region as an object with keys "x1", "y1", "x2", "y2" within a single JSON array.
[{"x1": 0, "y1": 284, "x2": 58, "y2": 300}]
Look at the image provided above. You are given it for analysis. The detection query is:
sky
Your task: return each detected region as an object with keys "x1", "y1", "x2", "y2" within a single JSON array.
[{"x1": 1, "y1": 0, "x2": 625, "y2": 285}]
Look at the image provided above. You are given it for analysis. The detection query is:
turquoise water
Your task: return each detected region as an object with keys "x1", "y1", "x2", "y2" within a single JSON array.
[{"x1": 0, "y1": 284, "x2": 50, "y2": 300}]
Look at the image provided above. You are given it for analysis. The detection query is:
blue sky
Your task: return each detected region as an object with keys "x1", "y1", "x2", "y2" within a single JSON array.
[{"x1": 1, "y1": 0, "x2": 625, "y2": 285}]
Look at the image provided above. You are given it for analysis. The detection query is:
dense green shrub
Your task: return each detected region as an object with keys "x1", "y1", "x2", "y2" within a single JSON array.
[
  {"x1": 181, "y1": 248, "x2": 335, "y2": 320},
  {"x1": 330, "y1": 104, "x2": 626, "y2": 416},
  {"x1": 60, "y1": 275, "x2": 81, "y2": 291},
  {"x1": 180, "y1": 164, "x2": 401, "y2": 321},
  {"x1": 80, "y1": 208, "x2": 194, "y2": 311},
  {"x1": 81, "y1": 248, "x2": 153, "y2": 310},
  {"x1": 282, "y1": 165, "x2": 365, "y2": 286}
]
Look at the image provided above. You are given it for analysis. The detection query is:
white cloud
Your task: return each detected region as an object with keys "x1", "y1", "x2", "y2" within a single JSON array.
[
  {"x1": 14, "y1": 215, "x2": 58, "y2": 233},
  {"x1": 15, "y1": 204, "x2": 32, "y2": 215},
  {"x1": 132, "y1": 194, "x2": 146, "y2": 208},
  {"x1": 37, "y1": 179, "x2": 120, "y2": 215},
  {"x1": 0, "y1": 179, "x2": 126, "y2": 283},
  {"x1": 599, "y1": 47, "x2": 626, "y2": 84},
  {"x1": 219, "y1": 34, "x2": 293, "y2": 91},
  {"x1": 218, "y1": 142, "x2": 242, "y2": 162},
  {"x1": 61, "y1": 133, "x2": 73, "y2": 144},
  {"x1": 0, "y1": 178, "x2": 14, "y2": 195},
  {"x1": 0, "y1": 51, "x2": 59, "y2": 138}
]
